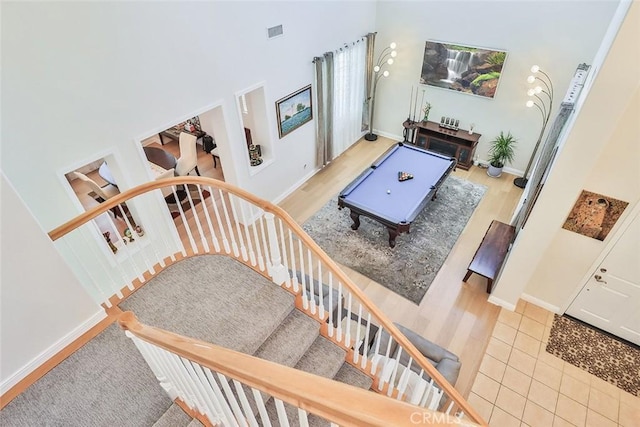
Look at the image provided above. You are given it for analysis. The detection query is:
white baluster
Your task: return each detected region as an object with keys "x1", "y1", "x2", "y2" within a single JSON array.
[
  {"x1": 361, "y1": 313, "x2": 372, "y2": 369},
  {"x1": 387, "y1": 346, "x2": 402, "y2": 397},
  {"x1": 237, "y1": 199, "x2": 257, "y2": 266},
  {"x1": 182, "y1": 184, "x2": 210, "y2": 253},
  {"x1": 228, "y1": 195, "x2": 249, "y2": 261},
  {"x1": 251, "y1": 388, "x2": 273, "y2": 427},
  {"x1": 297, "y1": 408, "x2": 310, "y2": 427},
  {"x1": 297, "y1": 240, "x2": 308, "y2": 310},
  {"x1": 306, "y1": 250, "x2": 316, "y2": 315},
  {"x1": 203, "y1": 367, "x2": 239, "y2": 427},
  {"x1": 273, "y1": 399, "x2": 291, "y2": 427},
  {"x1": 232, "y1": 380, "x2": 259, "y2": 427},
  {"x1": 209, "y1": 187, "x2": 232, "y2": 254},
  {"x1": 264, "y1": 212, "x2": 288, "y2": 284},
  {"x1": 215, "y1": 372, "x2": 248, "y2": 427},
  {"x1": 353, "y1": 304, "x2": 363, "y2": 364},
  {"x1": 316, "y1": 260, "x2": 325, "y2": 319},
  {"x1": 277, "y1": 220, "x2": 290, "y2": 289},
  {"x1": 217, "y1": 189, "x2": 240, "y2": 256},
  {"x1": 258, "y1": 214, "x2": 270, "y2": 274}
]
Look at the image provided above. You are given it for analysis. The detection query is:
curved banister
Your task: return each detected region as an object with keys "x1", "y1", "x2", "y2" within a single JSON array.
[
  {"x1": 49, "y1": 176, "x2": 486, "y2": 425},
  {"x1": 119, "y1": 311, "x2": 478, "y2": 427}
]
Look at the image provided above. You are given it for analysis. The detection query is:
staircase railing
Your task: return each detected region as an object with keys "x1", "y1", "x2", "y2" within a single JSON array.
[
  {"x1": 49, "y1": 177, "x2": 486, "y2": 425},
  {"x1": 119, "y1": 311, "x2": 478, "y2": 427}
]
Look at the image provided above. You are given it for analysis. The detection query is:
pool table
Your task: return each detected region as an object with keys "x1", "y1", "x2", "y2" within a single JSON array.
[{"x1": 338, "y1": 142, "x2": 456, "y2": 247}]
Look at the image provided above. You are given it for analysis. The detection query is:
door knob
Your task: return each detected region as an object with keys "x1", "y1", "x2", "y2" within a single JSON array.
[{"x1": 594, "y1": 275, "x2": 607, "y2": 284}]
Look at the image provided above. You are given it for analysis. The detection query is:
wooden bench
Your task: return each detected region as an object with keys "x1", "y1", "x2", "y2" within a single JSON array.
[{"x1": 463, "y1": 220, "x2": 516, "y2": 293}]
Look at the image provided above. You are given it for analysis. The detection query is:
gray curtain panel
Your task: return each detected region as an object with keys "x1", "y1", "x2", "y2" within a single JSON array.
[
  {"x1": 362, "y1": 32, "x2": 376, "y2": 132},
  {"x1": 314, "y1": 52, "x2": 335, "y2": 167}
]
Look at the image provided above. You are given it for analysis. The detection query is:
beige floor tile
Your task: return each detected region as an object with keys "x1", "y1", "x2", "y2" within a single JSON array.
[
  {"x1": 471, "y1": 372, "x2": 501, "y2": 403},
  {"x1": 519, "y1": 316, "x2": 545, "y2": 341},
  {"x1": 586, "y1": 409, "x2": 617, "y2": 427},
  {"x1": 467, "y1": 392, "x2": 494, "y2": 423},
  {"x1": 559, "y1": 374, "x2": 589, "y2": 405},
  {"x1": 589, "y1": 375, "x2": 621, "y2": 400},
  {"x1": 588, "y1": 387, "x2": 619, "y2": 422},
  {"x1": 498, "y1": 308, "x2": 523, "y2": 330},
  {"x1": 515, "y1": 299, "x2": 527, "y2": 314},
  {"x1": 533, "y1": 361, "x2": 562, "y2": 391},
  {"x1": 619, "y1": 389, "x2": 640, "y2": 406},
  {"x1": 619, "y1": 400, "x2": 640, "y2": 427},
  {"x1": 523, "y1": 302, "x2": 549, "y2": 324},
  {"x1": 542, "y1": 326, "x2": 552, "y2": 344},
  {"x1": 562, "y1": 362, "x2": 593, "y2": 385},
  {"x1": 479, "y1": 354, "x2": 507, "y2": 383},
  {"x1": 490, "y1": 406, "x2": 521, "y2": 427},
  {"x1": 528, "y1": 379, "x2": 559, "y2": 413},
  {"x1": 536, "y1": 346, "x2": 564, "y2": 371},
  {"x1": 514, "y1": 331, "x2": 541, "y2": 357},
  {"x1": 545, "y1": 311, "x2": 555, "y2": 327},
  {"x1": 493, "y1": 322, "x2": 518, "y2": 346},
  {"x1": 522, "y1": 400, "x2": 555, "y2": 427},
  {"x1": 508, "y1": 348, "x2": 537, "y2": 377},
  {"x1": 486, "y1": 336, "x2": 512, "y2": 363},
  {"x1": 502, "y1": 365, "x2": 532, "y2": 397},
  {"x1": 552, "y1": 415, "x2": 577, "y2": 427},
  {"x1": 496, "y1": 385, "x2": 527, "y2": 419},
  {"x1": 556, "y1": 394, "x2": 587, "y2": 427}
]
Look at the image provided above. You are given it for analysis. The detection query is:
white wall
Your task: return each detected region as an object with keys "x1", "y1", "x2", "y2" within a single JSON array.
[
  {"x1": 492, "y1": 1, "x2": 639, "y2": 310},
  {"x1": 373, "y1": 1, "x2": 619, "y2": 173},
  {"x1": 1, "y1": 1, "x2": 376, "y2": 233},
  {"x1": 0, "y1": 174, "x2": 104, "y2": 392}
]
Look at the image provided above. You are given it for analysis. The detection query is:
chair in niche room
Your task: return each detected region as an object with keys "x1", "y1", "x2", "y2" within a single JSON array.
[
  {"x1": 202, "y1": 134, "x2": 221, "y2": 168},
  {"x1": 175, "y1": 132, "x2": 200, "y2": 176},
  {"x1": 72, "y1": 171, "x2": 120, "y2": 202},
  {"x1": 73, "y1": 171, "x2": 122, "y2": 218}
]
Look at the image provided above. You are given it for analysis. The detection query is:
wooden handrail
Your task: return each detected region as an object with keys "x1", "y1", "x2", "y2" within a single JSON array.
[
  {"x1": 49, "y1": 176, "x2": 486, "y2": 425},
  {"x1": 119, "y1": 312, "x2": 478, "y2": 427}
]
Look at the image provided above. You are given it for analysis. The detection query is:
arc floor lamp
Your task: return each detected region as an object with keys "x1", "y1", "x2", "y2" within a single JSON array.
[
  {"x1": 514, "y1": 65, "x2": 554, "y2": 188},
  {"x1": 365, "y1": 42, "x2": 397, "y2": 141}
]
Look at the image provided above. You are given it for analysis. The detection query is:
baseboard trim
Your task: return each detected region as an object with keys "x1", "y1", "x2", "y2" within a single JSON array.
[
  {"x1": 0, "y1": 309, "x2": 110, "y2": 408},
  {"x1": 272, "y1": 167, "x2": 321, "y2": 205},
  {"x1": 521, "y1": 293, "x2": 562, "y2": 314},
  {"x1": 487, "y1": 295, "x2": 517, "y2": 311}
]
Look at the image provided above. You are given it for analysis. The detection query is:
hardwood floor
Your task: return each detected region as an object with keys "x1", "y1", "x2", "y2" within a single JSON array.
[{"x1": 278, "y1": 136, "x2": 524, "y2": 398}]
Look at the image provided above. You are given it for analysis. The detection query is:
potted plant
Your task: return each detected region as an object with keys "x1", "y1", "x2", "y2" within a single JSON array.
[{"x1": 487, "y1": 131, "x2": 517, "y2": 177}]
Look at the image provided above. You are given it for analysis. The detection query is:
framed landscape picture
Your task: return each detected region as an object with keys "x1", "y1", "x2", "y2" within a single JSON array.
[
  {"x1": 420, "y1": 41, "x2": 507, "y2": 99},
  {"x1": 276, "y1": 85, "x2": 312, "y2": 138}
]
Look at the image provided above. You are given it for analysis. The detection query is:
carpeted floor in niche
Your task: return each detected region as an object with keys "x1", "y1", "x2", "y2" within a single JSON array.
[
  {"x1": 546, "y1": 314, "x2": 640, "y2": 396},
  {"x1": 302, "y1": 175, "x2": 486, "y2": 304}
]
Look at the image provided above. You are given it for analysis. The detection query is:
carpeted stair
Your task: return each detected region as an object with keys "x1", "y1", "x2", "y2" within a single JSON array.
[
  {"x1": 1, "y1": 255, "x2": 372, "y2": 426},
  {"x1": 135, "y1": 256, "x2": 372, "y2": 427}
]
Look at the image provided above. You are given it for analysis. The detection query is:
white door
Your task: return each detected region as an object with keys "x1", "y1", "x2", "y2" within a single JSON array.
[{"x1": 566, "y1": 209, "x2": 640, "y2": 345}]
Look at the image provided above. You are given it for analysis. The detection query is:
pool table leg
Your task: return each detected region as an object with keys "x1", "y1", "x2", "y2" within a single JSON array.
[
  {"x1": 431, "y1": 189, "x2": 438, "y2": 201},
  {"x1": 387, "y1": 228, "x2": 398, "y2": 248},
  {"x1": 349, "y1": 211, "x2": 361, "y2": 230}
]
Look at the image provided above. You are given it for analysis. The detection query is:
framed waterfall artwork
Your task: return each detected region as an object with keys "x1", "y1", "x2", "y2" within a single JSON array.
[
  {"x1": 276, "y1": 85, "x2": 313, "y2": 138},
  {"x1": 420, "y1": 40, "x2": 507, "y2": 99}
]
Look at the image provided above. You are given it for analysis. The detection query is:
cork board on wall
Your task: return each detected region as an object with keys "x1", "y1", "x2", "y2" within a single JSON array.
[{"x1": 562, "y1": 190, "x2": 628, "y2": 241}]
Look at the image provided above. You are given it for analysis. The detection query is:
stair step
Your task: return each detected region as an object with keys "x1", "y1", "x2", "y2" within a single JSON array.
[
  {"x1": 333, "y1": 363, "x2": 373, "y2": 390},
  {"x1": 152, "y1": 402, "x2": 191, "y2": 427},
  {"x1": 120, "y1": 255, "x2": 295, "y2": 355},
  {"x1": 254, "y1": 309, "x2": 319, "y2": 367},
  {"x1": 294, "y1": 336, "x2": 347, "y2": 379}
]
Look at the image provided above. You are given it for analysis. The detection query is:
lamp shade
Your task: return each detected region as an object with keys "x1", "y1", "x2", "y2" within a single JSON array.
[
  {"x1": 526, "y1": 100, "x2": 534, "y2": 107},
  {"x1": 390, "y1": 42, "x2": 397, "y2": 49},
  {"x1": 530, "y1": 65, "x2": 540, "y2": 73}
]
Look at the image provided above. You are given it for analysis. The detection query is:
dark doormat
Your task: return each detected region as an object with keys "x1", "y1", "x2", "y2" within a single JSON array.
[{"x1": 546, "y1": 314, "x2": 640, "y2": 396}]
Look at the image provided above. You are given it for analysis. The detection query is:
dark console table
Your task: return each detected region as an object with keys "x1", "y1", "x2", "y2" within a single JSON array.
[
  {"x1": 410, "y1": 120, "x2": 480, "y2": 170},
  {"x1": 159, "y1": 127, "x2": 205, "y2": 145}
]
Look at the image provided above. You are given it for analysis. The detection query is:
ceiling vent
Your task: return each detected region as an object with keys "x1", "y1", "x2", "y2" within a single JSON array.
[{"x1": 267, "y1": 25, "x2": 284, "y2": 39}]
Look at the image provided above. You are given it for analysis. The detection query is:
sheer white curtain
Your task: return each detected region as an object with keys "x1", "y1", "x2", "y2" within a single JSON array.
[{"x1": 332, "y1": 40, "x2": 366, "y2": 157}]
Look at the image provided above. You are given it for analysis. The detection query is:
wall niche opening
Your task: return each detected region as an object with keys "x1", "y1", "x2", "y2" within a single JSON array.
[{"x1": 236, "y1": 83, "x2": 273, "y2": 173}]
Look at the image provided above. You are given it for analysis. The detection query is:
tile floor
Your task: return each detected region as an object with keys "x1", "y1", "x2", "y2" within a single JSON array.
[{"x1": 469, "y1": 300, "x2": 640, "y2": 427}]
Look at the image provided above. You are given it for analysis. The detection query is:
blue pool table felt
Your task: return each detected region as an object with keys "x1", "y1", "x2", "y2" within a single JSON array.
[{"x1": 340, "y1": 144, "x2": 454, "y2": 224}]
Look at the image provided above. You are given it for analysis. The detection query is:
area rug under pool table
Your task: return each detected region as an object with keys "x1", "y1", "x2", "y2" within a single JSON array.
[{"x1": 302, "y1": 175, "x2": 486, "y2": 304}]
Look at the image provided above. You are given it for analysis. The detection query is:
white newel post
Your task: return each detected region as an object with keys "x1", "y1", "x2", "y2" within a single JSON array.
[{"x1": 264, "y1": 212, "x2": 288, "y2": 285}]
